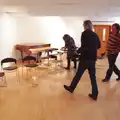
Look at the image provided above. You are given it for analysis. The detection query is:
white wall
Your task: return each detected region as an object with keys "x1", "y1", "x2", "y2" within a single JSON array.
[
  {"x1": 0, "y1": 15, "x2": 84, "y2": 61},
  {"x1": 16, "y1": 16, "x2": 83, "y2": 47},
  {"x1": 1, "y1": 14, "x2": 120, "y2": 70},
  {"x1": 0, "y1": 14, "x2": 17, "y2": 61}
]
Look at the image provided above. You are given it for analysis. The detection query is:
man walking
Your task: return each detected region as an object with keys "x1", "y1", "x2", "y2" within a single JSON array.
[{"x1": 64, "y1": 20, "x2": 100, "y2": 100}]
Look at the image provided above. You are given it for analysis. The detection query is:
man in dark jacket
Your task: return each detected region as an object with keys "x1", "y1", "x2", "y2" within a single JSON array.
[
  {"x1": 63, "y1": 34, "x2": 77, "y2": 70},
  {"x1": 64, "y1": 20, "x2": 101, "y2": 100}
]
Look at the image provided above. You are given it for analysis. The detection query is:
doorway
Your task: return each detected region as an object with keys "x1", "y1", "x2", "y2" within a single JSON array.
[{"x1": 94, "y1": 25, "x2": 111, "y2": 57}]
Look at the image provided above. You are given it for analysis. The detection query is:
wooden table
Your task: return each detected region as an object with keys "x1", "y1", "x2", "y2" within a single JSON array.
[
  {"x1": 30, "y1": 47, "x2": 58, "y2": 64},
  {"x1": 15, "y1": 43, "x2": 51, "y2": 61},
  {"x1": 30, "y1": 47, "x2": 58, "y2": 53}
]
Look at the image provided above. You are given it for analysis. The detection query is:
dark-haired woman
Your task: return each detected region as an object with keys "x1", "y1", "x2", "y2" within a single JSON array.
[
  {"x1": 63, "y1": 34, "x2": 77, "y2": 70},
  {"x1": 102, "y1": 23, "x2": 120, "y2": 82}
]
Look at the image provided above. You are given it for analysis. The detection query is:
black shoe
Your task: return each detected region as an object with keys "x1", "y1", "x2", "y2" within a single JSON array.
[
  {"x1": 116, "y1": 77, "x2": 120, "y2": 81},
  {"x1": 64, "y1": 85, "x2": 74, "y2": 93},
  {"x1": 102, "y1": 79, "x2": 109, "y2": 82},
  {"x1": 88, "y1": 94, "x2": 97, "y2": 101}
]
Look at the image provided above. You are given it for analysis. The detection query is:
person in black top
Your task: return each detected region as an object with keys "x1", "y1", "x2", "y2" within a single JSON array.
[
  {"x1": 63, "y1": 34, "x2": 77, "y2": 70},
  {"x1": 64, "y1": 20, "x2": 101, "y2": 100}
]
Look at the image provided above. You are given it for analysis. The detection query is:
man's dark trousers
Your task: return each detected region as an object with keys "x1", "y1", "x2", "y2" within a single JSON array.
[{"x1": 69, "y1": 60, "x2": 98, "y2": 98}]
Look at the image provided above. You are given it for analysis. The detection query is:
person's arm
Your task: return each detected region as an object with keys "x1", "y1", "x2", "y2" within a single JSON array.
[
  {"x1": 77, "y1": 33, "x2": 83, "y2": 53},
  {"x1": 69, "y1": 38, "x2": 76, "y2": 49},
  {"x1": 77, "y1": 33, "x2": 87, "y2": 53},
  {"x1": 97, "y1": 35, "x2": 101, "y2": 49},
  {"x1": 62, "y1": 39, "x2": 68, "y2": 51},
  {"x1": 65, "y1": 42, "x2": 68, "y2": 48}
]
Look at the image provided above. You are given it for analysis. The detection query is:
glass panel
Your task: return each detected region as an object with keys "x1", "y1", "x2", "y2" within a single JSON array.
[{"x1": 103, "y1": 28, "x2": 106, "y2": 42}]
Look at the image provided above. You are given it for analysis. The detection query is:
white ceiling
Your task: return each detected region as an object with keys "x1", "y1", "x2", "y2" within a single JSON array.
[{"x1": 0, "y1": 0, "x2": 120, "y2": 21}]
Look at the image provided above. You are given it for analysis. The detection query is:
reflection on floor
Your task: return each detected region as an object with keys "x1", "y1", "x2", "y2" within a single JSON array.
[{"x1": 0, "y1": 59, "x2": 120, "y2": 120}]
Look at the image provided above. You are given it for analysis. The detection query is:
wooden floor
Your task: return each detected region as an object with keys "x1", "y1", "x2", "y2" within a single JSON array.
[{"x1": 0, "y1": 59, "x2": 120, "y2": 120}]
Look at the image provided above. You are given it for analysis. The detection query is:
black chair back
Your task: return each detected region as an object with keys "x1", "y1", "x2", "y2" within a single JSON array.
[
  {"x1": 23, "y1": 56, "x2": 36, "y2": 63},
  {"x1": 1, "y1": 58, "x2": 17, "y2": 66}
]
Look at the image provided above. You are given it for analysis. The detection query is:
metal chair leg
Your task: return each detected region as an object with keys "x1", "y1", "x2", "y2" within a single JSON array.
[
  {"x1": 16, "y1": 69, "x2": 20, "y2": 83},
  {"x1": 0, "y1": 76, "x2": 7, "y2": 87},
  {"x1": 4, "y1": 76, "x2": 7, "y2": 87},
  {"x1": 32, "y1": 67, "x2": 38, "y2": 87},
  {"x1": 22, "y1": 63, "x2": 24, "y2": 78},
  {"x1": 26, "y1": 68, "x2": 28, "y2": 80}
]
